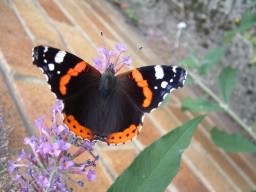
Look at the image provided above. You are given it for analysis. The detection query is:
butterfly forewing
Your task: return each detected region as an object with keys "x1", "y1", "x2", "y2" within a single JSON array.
[
  {"x1": 117, "y1": 65, "x2": 187, "y2": 113},
  {"x1": 32, "y1": 46, "x2": 101, "y2": 99}
]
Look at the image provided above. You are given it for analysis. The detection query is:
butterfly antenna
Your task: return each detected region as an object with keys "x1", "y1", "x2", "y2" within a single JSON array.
[
  {"x1": 100, "y1": 31, "x2": 107, "y2": 48},
  {"x1": 137, "y1": 46, "x2": 143, "y2": 52}
]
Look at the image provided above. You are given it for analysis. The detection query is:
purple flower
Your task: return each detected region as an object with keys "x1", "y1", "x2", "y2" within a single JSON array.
[
  {"x1": 8, "y1": 161, "x2": 18, "y2": 173},
  {"x1": 17, "y1": 149, "x2": 30, "y2": 161},
  {"x1": 98, "y1": 47, "x2": 113, "y2": 59},
  {"x1": 37, "y1": 142, "x2": 52, "y2": 155},
  {"x1": 93, "y1": 43, "x2": 133, "y2": 73},
  {"x1": 86, "y1": 169, "x2": 96, "y2": 182},
  {"x1": 35, "y1": 116, "x2": 45, "y2": 132},
  {"x1": 8, "y1": 101, "x2": 99, "y2": 191},
  {"x1": 122, "y1": 55, "x2": 132, "y2": 65},
  {"x1": 52, "y1": 99, "x2": 63, "y2": 113},
  {"x1": 51, "y1": 140, "x2": 71, "y2": 157},
  {"x1": 54, "y1": 124, "x2": 66, "y2": 134},
  {"x1": 93, "y1": 57, "x2": 104, "y2": 72},
  {"x1": 59, "y1": 157, "x2": 74, "y2": 170},
  {"x1": 82, "y1": 140, "x2": 96, "y2": 152},
  {"x1": 38, "y1": 175, "x2": 50, "y2": 188},
  {"x1": 116, "y1": 43, "x2": 127, "y2": 52},
  {"x1": 24, "y1": 136, "x2": 38, "y2": 150}
]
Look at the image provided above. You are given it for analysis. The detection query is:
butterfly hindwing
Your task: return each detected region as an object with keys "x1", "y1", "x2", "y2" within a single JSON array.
[
  {"x1": 63, "y1": 84, "x2": 144, "y2": 144},
  {"x1": 32, "y1": 46, "x2": 101, "y2": 99}
]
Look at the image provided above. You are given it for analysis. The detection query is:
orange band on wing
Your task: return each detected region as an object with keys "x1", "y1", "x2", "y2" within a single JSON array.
[
  {"x1": 59, "y1": 61, "x2": 87, "y2": 95},
  {"x1": 130, "y1": 69, "x2": 153, "y2": 108},
  {"x1": 107, "y1": 124, "x2": 141, "y2": 144},
  {"x1": 64, "y1": 114, "x2": 93, "y2": 140}
]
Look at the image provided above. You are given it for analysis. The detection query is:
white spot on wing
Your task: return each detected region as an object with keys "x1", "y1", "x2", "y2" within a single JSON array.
[
  {"x1": 32, "y1": 48, "x2": 35, "y2": 62},
  {"x1": 170, "y1": 79, "x2": 173, "y2": 83},
  {"x1": 154, "y1": 86, "x2": 158, "y2": 90},
  {"x1": 57, "y1": 70, "x2": 61, "y2": 74},
  {"x1": 161, "y1": 81, "x2": 168, "y2": 88},
  {"x1": 172, "y1": 66, "x2": 177, "y2": 73},
  {"x1": 44, "y1": 46, "x2": 48, "y2": 53},
  {"x1": 48, "y1": 63, "x2": 55, "y2": 71},
  {"x1": 55, "y1": 51, "x2": 66, "y2": 64},
  {"x1": 44, "y1": 73, "x2": 49, "y2": 81},
  {"x1": 154, "y1": 65, "x2": 164, "y2": 79},
  {"x1": 44, "y1": 59, "x2": 47, "y2": 63},
  {"x1": 141, "y1": 115, "x2": 145, "y2": 123}
]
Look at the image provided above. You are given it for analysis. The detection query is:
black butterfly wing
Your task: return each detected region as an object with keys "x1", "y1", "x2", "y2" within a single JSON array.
[
  {"x1": 32, "y1": 46, "x2": 101, "y2": 99},
  {"x1": 33, "y1": 45, "x2": 102, "y2": 141},
  {"x1": 33, "y1": 47, "x2": 187, "y2": 145},
  {"x1": 117, "y1": 65, "x2": 187, "y2": 113},
  {"x1": 98, "y1": 65, "x2": 187, "y2": 144},
  {"x1": 63, "y1": 84, "x2": 144, "y2": 144}
]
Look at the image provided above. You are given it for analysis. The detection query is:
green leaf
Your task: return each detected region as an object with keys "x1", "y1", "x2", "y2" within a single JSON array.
[
  {"x1": 218, "y1": 67, "x2": 238, "y2": 103},
  {"x1": 180, "y1": 54, "x2": 200, "y2": 69},
  {"x1": 108, "y1": 116, "x2": 204, "y2": 192},
  {"x1": 184, "y1": 75, "x2": 194, "y2": 85},
  {"x1": 181, "y1": 97, "x2": 222, "y2": 112},
  {"x1": 198, "y1": 46, "x2": 227, "y2": 75},
  {"x1": 224, "y1": 11, "x2": 256, "y2": 42},
  {"x1": 211, "y1": 128, "x2": 256, "y2": 153}
]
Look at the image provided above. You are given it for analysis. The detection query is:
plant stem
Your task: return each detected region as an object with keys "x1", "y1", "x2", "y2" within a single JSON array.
[
  {"x1": 45, "y1": 166, "x2": 58, "y2": 192},
  {"x1": 189, "y1": 71, "x2": 256, "y2": 140}
]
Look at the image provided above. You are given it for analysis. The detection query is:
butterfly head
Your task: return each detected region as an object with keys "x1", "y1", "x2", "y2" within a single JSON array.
[{"x1": 105, "y1": 63, "x2": 115, "y2": 74}]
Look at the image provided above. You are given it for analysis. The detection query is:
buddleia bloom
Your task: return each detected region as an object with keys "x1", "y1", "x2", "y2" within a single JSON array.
[{"x1": 8, "y1": 101, "x2": 99, "y2": 192}]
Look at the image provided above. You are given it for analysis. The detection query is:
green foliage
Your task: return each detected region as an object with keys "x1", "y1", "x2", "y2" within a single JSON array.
[
  {"x1": 211, "y1": 128, "x2": 256, "y2": 153},
  {"x1": 198, "y1": 46, "x2": 227, "y2": 75},
  {"x1": 180, "y1": 46, "x2": 227, "y2": 75},
  {"x1": 124, "y1": 8, "x2": 138, "y2": 24},
  {"x1": 224, "y1": 11, "x2": 256, "y2": 43},
  {"x1": 181, "y1": 97, "x2": 222, "y2": 112},
  {"x1": 218, "y1": 67, "x2": 238, "y2": 103},
  {"x1": 108, "y1": 116, "x2": 204, "y2": 192},
  {"x1": 180, "y1": 54, "x2": 200, "y2": 69},
  {"x1": 179, "y1": 9, "x2": 256, "y2": 155}
]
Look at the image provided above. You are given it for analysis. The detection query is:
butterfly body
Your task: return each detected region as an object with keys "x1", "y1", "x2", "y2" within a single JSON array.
[{"x1": 32, "y1": 45, "x2": 187, "y2": 144}]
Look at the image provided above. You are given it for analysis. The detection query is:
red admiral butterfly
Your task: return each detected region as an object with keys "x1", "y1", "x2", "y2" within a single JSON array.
[{"x1": 32, "y1": 45, "x2": 187, "y2": 145}]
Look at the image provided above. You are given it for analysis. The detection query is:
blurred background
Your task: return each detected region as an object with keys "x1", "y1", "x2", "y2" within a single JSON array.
[{"x1": 0, "y1": 0, "x2": 255, "y2": 191}]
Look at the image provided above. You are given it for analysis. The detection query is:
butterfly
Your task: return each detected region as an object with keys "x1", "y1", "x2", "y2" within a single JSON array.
[{"x1": 32, "y1": 45, "x2": 187, "y2": 145}]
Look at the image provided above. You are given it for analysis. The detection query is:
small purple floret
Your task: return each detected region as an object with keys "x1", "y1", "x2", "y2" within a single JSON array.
[
  {"x1": 8, "y1": 100, "x2": 99, "y2": 191},
  {"x1": 93, "y1": 43, "x2": 132, "y2": 72}
]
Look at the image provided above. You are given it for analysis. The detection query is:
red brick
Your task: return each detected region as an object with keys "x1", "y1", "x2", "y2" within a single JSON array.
[
  {"x1": 0, "y1": 1, "x2": 36, "y2": 76},
  {"x1": 55, "y1": 0, "x2": 109, "y2": 47},
  {"x1": 87, "y1": 0, "x2": 158, "y2": 65},
  {"x1": 172, "y1": 161, "x2": 209, "y2": 192},
  {"x1": 0, "y1": 72, "x2": 27, "y2": 154},
  {"x1": 151, "y1": 108, "x2": 179, "y2": 132},
  {"x1": 13, "y1": 0, "x2": 62, "y2": 47},
  {"x1": 38, "y1": 0, "x2": 72, "y2": 25},
  {"x1": 14, "y1": 79, "x2": 55, "y2": 129},
  {"x1": 138, "y1": 116, "x2": 161, "y2": 146},
  {"x1": 100, "y1": 148, "x2": 137, "y2": 177},
  {"x1": 185, "y1": 143, "x2": 247, "y2": 191},
  {"x1": 53, "y1": 21, "x2": 98, "y2": 60},
  {"x1": 75, "y1": 0, "x2": 117, "y2": 41},
  {"x1": 193, "y1": 128, "x2": 255, "y2": 190},
  {"x1": 228, "y1": 153, "x2": 256, "y2": 184}
]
